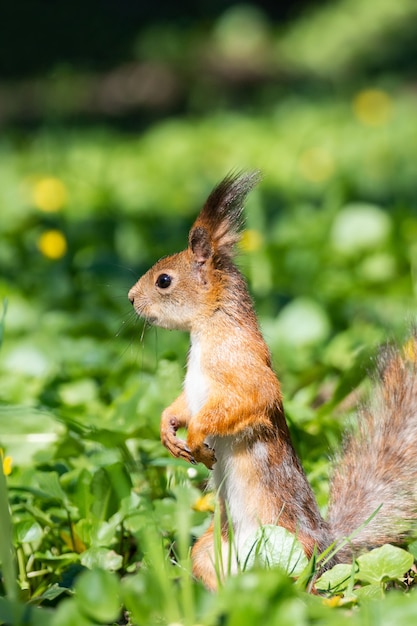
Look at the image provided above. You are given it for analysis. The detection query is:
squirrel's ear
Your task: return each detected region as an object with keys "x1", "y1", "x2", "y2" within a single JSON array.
[
  {"x1": 189, "y1": 171, "x2": 261, "y2": 264},
  {"x1": 189, "y1": 226, "x2": 213, "y2": 264}
]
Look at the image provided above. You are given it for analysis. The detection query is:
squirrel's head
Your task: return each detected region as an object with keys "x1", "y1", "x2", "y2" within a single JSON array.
[{"x1": 128, "y1": 171, "x2": 261, "y2": 332}]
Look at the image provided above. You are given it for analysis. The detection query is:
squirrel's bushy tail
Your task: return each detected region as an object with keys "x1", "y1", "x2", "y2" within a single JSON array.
[{"x1": 328, "y1": 332, "x2": 417, "y2": 559}]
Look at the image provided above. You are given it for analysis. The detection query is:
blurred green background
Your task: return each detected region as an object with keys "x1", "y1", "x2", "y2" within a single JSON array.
[
  {"x1": 1, "y1": 0, "x2": 417, "y2": 620},
  {"x1": 2, "y1": 0, "x2": 417, "y2": 479},
  {"x1": 2, "y1": 0, "x2": 417, "y2": 412}
]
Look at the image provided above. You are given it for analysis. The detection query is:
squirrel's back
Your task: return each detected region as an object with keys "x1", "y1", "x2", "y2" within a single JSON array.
[{"x1": 329, "y1": 335, "x2": 417, "y2": 560}]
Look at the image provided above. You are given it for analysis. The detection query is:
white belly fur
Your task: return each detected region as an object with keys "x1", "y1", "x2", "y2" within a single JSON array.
[
  {"x1": 210, "y1": 436, "x2": 260, "y2": 566},
  {"x1": 185, "y1": 336, "x2": 261, "y2": 566},
  {"x1": 184, "y1": 336, "x2": 209, "y2": 416}
]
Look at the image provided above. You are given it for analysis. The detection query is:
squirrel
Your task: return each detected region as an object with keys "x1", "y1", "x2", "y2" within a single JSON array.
[{"x1": 128, "y1": 171, "x2": 417, "y2": 590}]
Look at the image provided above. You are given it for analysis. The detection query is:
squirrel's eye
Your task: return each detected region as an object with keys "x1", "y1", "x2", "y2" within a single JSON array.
[{"x1": 156, "y1": 273, "x2": 172, "y2": 289}]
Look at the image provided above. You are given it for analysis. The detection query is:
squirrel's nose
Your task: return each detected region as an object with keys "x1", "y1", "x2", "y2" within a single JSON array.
[{"x1": 128, "y1": 288, "x2": 135, "y2": 305}]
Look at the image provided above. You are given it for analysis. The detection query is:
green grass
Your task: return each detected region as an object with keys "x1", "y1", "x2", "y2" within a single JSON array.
[{"x1": 1, "y1": 55, "x2": 417, "y2": 625}]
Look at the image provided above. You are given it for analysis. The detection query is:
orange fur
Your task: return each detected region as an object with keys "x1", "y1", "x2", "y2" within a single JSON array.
[{"x1": 129, "y1": 172, "x2": 417, "y2": 589}]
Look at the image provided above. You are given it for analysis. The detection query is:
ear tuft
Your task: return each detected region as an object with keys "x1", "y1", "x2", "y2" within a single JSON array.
[{"x1": 189, "y1": 171, "x2": 261, "y2": 264}]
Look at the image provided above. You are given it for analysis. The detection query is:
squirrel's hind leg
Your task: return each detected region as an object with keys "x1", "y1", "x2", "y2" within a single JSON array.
[{"x1": 191, "y1": 521, "x2": 238, "y2": 591}]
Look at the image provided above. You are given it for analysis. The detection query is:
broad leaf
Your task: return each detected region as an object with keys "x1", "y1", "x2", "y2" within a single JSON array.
[
  {"x1": 242, "y1": 525, "x2": 308, "y2": 576},
  {"x1": 356, "y1": 544, "x2": 413, "y2": 584},
  {"x1": 315, "y1": 563, "x2": 356, "y2": 593}
]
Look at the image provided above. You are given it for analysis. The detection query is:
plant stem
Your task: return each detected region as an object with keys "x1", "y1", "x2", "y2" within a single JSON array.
[{"x1": 0, "y1": 461, "x2": 18, "y2": 601}]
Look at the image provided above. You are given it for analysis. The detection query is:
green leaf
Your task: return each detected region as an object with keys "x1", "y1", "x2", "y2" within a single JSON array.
[
  {"x1": 315, "y1": 563, "x2": 356, "y2": 593},
  {"x1": 15, "y1": 520, "x2": 43, "y2": 544},
  {"x1": 59, "y1": 378, "x2": 99, "y2": 407},
  {"x1": 0, "y1": 597, "x2": 19, "y2": 625},
  {"x1": 36, "y1": 471, "x2": 68, "y2": 504},
  {"x1": 90, "y1": 468, "x2": 118, "y2": 521},
  {"x1": 121, "y1": 575, "x2": 153, "y2": 625},
  {"x1": 36, "y1": 584, "x2": 69, "y2": 603},
  {"x1": 51, "y1": 598, "x2": 96, "y2": 626},
  {"x1": 274, "y1": 298, "x2": 331, "y2": 347},
  {"x1": 75, "y1": 516, "x2": 119, "y2": 548},
  {"x1": 330, "y1": 203, "x2": 391, "y2": 255},
  {"x1": 72, "y1": 468, "x2": 93, "y2": 518},
  {"x1": 242, "y1": 525, "x2": 308, "y2": 576},
  {"x1": 80, "y1": 547, "x2": 123, "y2": 571},
  {"x1": 75, "y1": 568, "x2": 121, "y2": 623},
  {"x1": 0, "y1": 597, "x2": 54, "y2": 626},
  {"x1": 354, "y1": 584, "x2": 385, "y2": 600},
  {"x1": 90, "y1": 463, "x2": 132, "y2": 521},
  {"x1": 104, "y1": 461, "x2": 132, "y2": 500},
  {"x1": 356, "y1": 544, "x2": 414, "y2": 584},
  {"x1": 219, "y1": 566, "x2": 298, "y2": 625},
  {"x1": 0, "y1": 406, "x2": 64, "y2": 467},
  {"x1": 408, "y1": 538, "x2": 417, "y2": 560}
]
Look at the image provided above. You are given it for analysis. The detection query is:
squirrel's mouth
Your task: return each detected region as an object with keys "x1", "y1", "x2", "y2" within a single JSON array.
[
  {"x1": 134, "y1": 310, "x2": 157, "y2": 325},
  {"x1": 131, "y1": 301, "x2": 157, "y2": 325}
]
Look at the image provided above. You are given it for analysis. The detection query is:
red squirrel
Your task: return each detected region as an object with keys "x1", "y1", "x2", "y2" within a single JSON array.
[{"x1": 128, "y1": 172, "x2": 417, "y2": 590}]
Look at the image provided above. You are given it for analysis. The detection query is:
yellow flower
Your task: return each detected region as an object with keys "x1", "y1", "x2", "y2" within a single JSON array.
[
  {"x1": 322, "y1": 595, "x2": 342, "y2": 608},
  {"x1": 0, "y1": 449, "x2": 12, "y2": 476},
  {"x1": 352, "y1": 89, "x2": 392, "y2": 126},
  {"x1": 240, "y1": 229, "x2": 263, "y2": 252},
  {"x1": 193, "y1": 492, "x2": 215, "y2": 513},
  {"x1": 32, "y1": 177, "x2": 68, "y2": 212},
  {"x1": 38, "y1": 229, "x2": 68, "y2": 260}
]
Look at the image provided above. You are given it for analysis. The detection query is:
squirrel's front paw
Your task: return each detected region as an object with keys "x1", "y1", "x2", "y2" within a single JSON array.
[
  {"x1": 193, "y1": 444, "x2": 216, "y2": 470},
  {"x1": 161, "y1": 415, "x2": 197, "y2": 465}
]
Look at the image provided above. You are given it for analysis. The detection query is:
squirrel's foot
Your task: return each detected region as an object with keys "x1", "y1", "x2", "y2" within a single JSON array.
[{"x1": 192, "y1": 444, "x2": 216, "y2": 470}]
